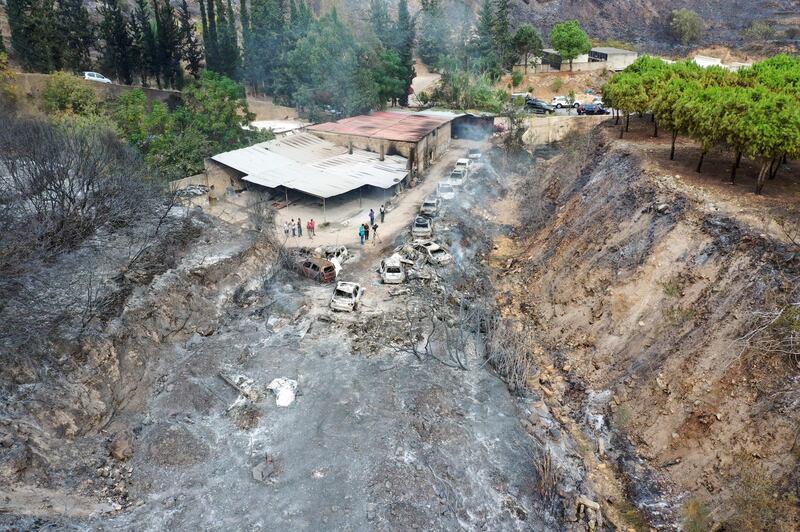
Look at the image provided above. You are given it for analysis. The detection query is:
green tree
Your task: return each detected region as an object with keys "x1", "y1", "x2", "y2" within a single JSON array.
[
  {"x1": 131, "y1": 0, "x2": 158, "y2": 86},
  {"x1": 474, "y1": 0, "x2": 500, "y2": 76},
  {"x1": 152, "y1": 0, "x2": 184, "y2": 88},
  {"x1": 57, "y1": 0, "x2": 95, "y2": 71},
  {"x1": 98, "y1": 0, "x2": 134, "y2": 84},
  {"x1": 369, "y1": 0, "x2": 392, "y2": 49},
  {"x1": 512, "y1": 24, "x2": 543, "y2": 73},
  {"x1": 6, "y1": 0, "x2": 58, "y2": 72},
  {"x1": 375, "y1": 49, "x2": 406, "y2": 106},
  {"x1": 0, "y1": 53, "x2": 17, "y2": 109},
  {"x1": 742, "y1": 21, "x2": 777, "y2": 41},
  {"x1": 246, "y1": 0, "x2": 288, "y2": 92},
  {"x1": 670, "y1": 9, "x2": 704, "y2": 45},
  {"x1": 550, "y1": 20, "x2": 591, "y2": 71},
  {"x1": 394, "y1": 0, "x2": 415, "y2": 106},
  {"x1": 178, "y1": 0, "x2": 204, "y2": 78},
  {"x1": 418, "y1": 0, "x2": 448, "y2": 68},
  {"x1": 493, "y1": 0, "x2": 515, "y2": 70}
]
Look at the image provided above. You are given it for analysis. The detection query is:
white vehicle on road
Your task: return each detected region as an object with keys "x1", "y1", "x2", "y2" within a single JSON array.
[
  {"x1": 330, "y1": 282, "x2": 363, "y2": 311},
  {"x1": 467, "y1": 148, "x2": 482, "y2": 161},
  {"x1": 448, "y1": 168, "x2": 466, "y2": 187},
  {"x1": 411, "y1": 216, "x2": 433, "y2": 238},
  {"x1": 551, "y1": 96, "x2": 579, "y2": 109},
  {"x1": 455, "y1": 158, "x2": 472, "y2": 177},
  {"x1": 380, "y1": 254, "x2": 406, "y2": 284},
  {"x1": 437, "y1": 181, "x2": 455, "y2": 200},
  {"x1": 83, "y1": 72, "x2": 112, "y2": 84}
]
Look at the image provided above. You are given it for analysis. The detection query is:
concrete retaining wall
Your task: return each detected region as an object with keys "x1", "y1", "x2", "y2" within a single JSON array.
[{"x1": 522, "y1": 115, "x2": 609, "y2": 145}]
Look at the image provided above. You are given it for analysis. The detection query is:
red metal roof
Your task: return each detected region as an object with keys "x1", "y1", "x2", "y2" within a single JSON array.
[{"x1": 308, "y1": 111, "x2": 452, "y2": 143}]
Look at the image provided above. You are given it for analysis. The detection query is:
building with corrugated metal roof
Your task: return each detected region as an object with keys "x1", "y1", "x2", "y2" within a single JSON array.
[
  {"x1": 205, "y1": 132, "x2": 409, "y2": 215},
  {"x1": 307, "y1": 110, "x2": 453, "y2": 176}
]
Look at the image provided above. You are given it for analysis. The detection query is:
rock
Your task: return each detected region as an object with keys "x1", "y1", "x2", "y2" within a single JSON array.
[
  {"x1": 656, "y1": 203, "x2": 670, "y2": 214},
  {"x1": 109, "y1": 431, "x2": 134, "y2": 461},
  {"x1": 252, "y1": 461, "x2": 269, "y2": 482}
]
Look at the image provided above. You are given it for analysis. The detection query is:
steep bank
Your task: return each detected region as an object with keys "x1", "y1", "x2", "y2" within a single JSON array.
[{"x1": 494, "y1": 127, "x2": 800, "y2": 529}]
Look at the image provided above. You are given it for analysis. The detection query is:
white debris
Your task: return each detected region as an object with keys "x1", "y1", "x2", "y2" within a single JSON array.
[{"x1": 267, "y1": 377, "x2": 299, "y2": 407}]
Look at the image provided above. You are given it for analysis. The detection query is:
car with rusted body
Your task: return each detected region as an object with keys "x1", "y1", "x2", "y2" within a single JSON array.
[{"x1": 296, "y1": 257, "x2": 337, "y2": 283}]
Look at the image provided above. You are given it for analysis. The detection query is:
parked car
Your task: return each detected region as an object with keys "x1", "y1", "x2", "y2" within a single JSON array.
[
  {"x1": 83, "y1": 72, "x2": 112, "y2": 84},
  {"x1": 525, "y1": 99, "x2": 555, "y2": 115},
  {"x1": 592, "y1": 97, "x2": 604, "y2": 106},
  {"x1": 411, "y1": 216, "x2": 433, "y2": 238},
  {"x1": 296, "y1": 257, "x2": 337, "y2": 283},
  {"x1": 551, "y1": 96, "x2": 580, "y2": 109},
  {"x1": 420, "y1": 196, "x2": 441, "y2": 217},
  {"x1": 455, "y1": 158, "x2": 472, "y2": 175},
  {"x1": 329, "y1": 281, "x2": 363, "y2": 311},
  {"x1": 380, "y1": 254, "x2": 406, "y2": 284},
  {"x1": 577, "y1": 103, "x2": 610, "y2": 115},
  {"x1": 449, "y1": 168, "x2": 466, "y2": 186},
  {"x1": 315, "y1": 245, "x2": 349, "y2": 264},
  {"x1": 437, "y1": 182, "x2": 455, "y2": 200},
  {"x1": 412, "y1": 240, "x2": 452, "y2": 266},
  {"x1": 467, "y1": 148, "x2": 482, "y2": 161}
]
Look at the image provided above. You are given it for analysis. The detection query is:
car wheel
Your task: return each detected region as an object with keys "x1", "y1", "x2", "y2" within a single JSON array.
[{"x1": 556, "y1": 104, "x2": 562, "y2": 109}]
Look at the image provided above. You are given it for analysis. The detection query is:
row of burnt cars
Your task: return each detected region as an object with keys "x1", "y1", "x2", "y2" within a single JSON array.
[{"x1": 293, "y1": 148, "x2": 482, "y2": 312}]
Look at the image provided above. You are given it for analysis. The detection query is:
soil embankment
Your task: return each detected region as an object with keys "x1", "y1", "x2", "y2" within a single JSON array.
[{"x1": 493, "y1": 126, "x2": 800, "y2": 529}]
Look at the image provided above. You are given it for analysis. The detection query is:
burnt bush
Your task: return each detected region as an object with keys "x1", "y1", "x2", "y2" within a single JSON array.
[{"x1": 0, "y1": 112, "x2": 180, "y2": 376}]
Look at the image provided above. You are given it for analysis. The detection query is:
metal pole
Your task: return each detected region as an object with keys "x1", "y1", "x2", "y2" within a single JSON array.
[{"x1": 323, "y1": 198, "x2": 326, "y2": 224}]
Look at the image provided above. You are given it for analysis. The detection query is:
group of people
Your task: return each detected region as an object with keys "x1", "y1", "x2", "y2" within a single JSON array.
[
  {"x1": 358, "y1": 205, "x2": 386, "y2": 246},
  {"x1": 283, "y1": 218, "x2": 317, "y2": 239}
]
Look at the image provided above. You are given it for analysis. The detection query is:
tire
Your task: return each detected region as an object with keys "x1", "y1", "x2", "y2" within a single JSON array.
[
  {"x1": 556, "y1": 104, "x2": 563, "y2": 109},
  {"x1": 573, "y1": 103, "x2": 580, "y2": 108}
]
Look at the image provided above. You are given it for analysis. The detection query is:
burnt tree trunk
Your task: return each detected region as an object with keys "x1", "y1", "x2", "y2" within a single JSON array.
[
  {"x1": 730, "y1": 151, "x2": 742, "y2": 183},
  {"x1": 653, "y1": 119, "x2": 658, "y2": 138},
  {"x1": 670, "y1": 130, "x2": 677, "y2": 160},
  {"x1": 614, "y1": 109, "x2": 620, "y2": 125},
  {"x1": 625, "y1": 113, "x2": 630, "y2": 132},
  {"x1": 769, "y1": 156, "x2": 781, "y2": 180},
  {"x1": 696, "y1": 150, "x2": 706, "y2": 173}
]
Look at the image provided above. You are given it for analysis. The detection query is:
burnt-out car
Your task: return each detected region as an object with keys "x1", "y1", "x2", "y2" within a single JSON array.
[{"x1": 296, "y1": 257, "x2": 337, "y2": 283}]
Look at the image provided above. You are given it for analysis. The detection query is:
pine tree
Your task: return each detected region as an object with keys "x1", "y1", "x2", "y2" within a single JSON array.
[
  {"x1": 131, "y1": 0, "x2": 155, "y2": 85},
  {"x1": 418, "y1": 0, "x2": 447, "y2": 68},
  {"x1": 152, "y1": 0, "x2": 183, "y2": 88},
  {"x1": 213, "y1": 0, "x2": 240, "y2": 79},
  {"x1": 369, "y1": 0, "x2": 391, "y2": 48},
  {"x1": 178, "y1": 0, "x2": 204, "y2": 78},
  {"x1": 248, "y1": 0, "x2": 288, "y2": 92},
  {"x1": 7, "y1": 0, "x2": 58, "y2": 72},
  {"x1": 56, "y1": 0, "x2": 95, "y2": 71},
  {"x1": 493, "y1": 0, "x2": 515, "y2": 70},
  {"x1": 474, "y1": 0, "x2": 499, "y2": 75},
  {"x1": 98, "y1": 0, "x2": 134, "y2": 84},
  {"x1": 394, "y1": 0, "x2": 415, "y2": 106}
]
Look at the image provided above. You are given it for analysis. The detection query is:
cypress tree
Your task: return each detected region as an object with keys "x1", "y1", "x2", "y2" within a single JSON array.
[
  {"x1": 57, "y1": 0, "x2": 95, "y2": 72},
  {"x1": 369, "y1": 0, "x2": 391, "y2": 48},
  {"x1": 132, "y1": 0, "x2": 157, "y2": 86},
  {"x1": 240, "y1": 0, "x2": 251, "y2": 83},
  {"x1": 7, "y1": 0, "x2": 58, "y2": 72},
  {"x1": 179, "y1": 0, "x2": 204, "y2": 78},
  {"x1": 152, "y1": 0, "x2": 183, "y2": 88},
  {"x1": 98, "y1": 0, "x2": 134, "y2": 84},
  {"x1": 213, "y1": 0, "x2": 240, "y2": 79},
  {"x1": 395, "y1": 0, "x2": 415, "y2": 106},
  {"x1": 494, "y1": 0, "x2": 515, "y2": 70}
]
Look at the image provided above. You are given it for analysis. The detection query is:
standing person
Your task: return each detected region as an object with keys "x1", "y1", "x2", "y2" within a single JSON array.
[
  {"x1": 310, "y1": 219, "x2": 316, "y2": 237},
  {"x1": 291, "y1": 218, "x2": 296, "y2": 237},
  {"x1": 369, "y1": 208, "x2": 375, "y2": 226},
  {"x1": 364, "y1": 222, "x2": 370, "y2": 241},
  {"x1": 297, "y1": 218, "x2": 303, "y2": 238},
  {"x1": 358, "y1": 224, "x2": 365, "y2": 245},
  {"x1": 380, "y1": 204, "x2": 385, "y2": 223},
  {"x1": 306, "y1": 219, "x2": 312, "y2": 239},
  {"x1": 283, "y1": 221, "x2": 290, "y2": 239}
]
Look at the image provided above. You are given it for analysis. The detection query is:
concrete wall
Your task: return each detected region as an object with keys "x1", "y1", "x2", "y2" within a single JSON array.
[
  {"x1": 12, "y1": 73, "x2": 181, "y2": 114},
  {"x1": 522, "y1": 115, "x2": 609, "y2": 145},
  {"x1": 308, "y1": 122, "x2": 451, "y2": 175},
  {"x1": 246, "y1": 97, "x2": 299, "y2": 120}
]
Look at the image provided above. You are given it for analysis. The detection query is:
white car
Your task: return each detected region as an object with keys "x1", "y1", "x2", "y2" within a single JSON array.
[
  {"x1": 551, "y1": 96, "x2": 579, "y2": 109},
  {"x1": 412, "y1": 240, "x2": 452, "y2": 266},
  {"x1": 380, "y1": 254, "x2": 406, "y2": 284},
  {"x1": 455, "y1": 158, "x2": 472, "y2": 176},
  {"x1": 448, "y1": 168, "x2": 466, "y2": 187},
  {"x1": 329, "y1": 282, "x2": 363, "y2": 311},
  {"x1": 411, "y1": 216, "x2": 433, "y2": 238},
  {"x1": 467, "y1": 148, "x2": 482, "y2": 161},
  {"x1": 419, "y1": 196, "x2": 441, "y2": 217},
  {"x1": 83, "y1": 72, "x2": 112, "y2": 84},
  {"x1": 437, "y1": 182, "x2": 455, "y2": 200}
]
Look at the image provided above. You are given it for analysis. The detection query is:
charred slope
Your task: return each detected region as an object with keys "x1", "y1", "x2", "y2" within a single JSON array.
[{"x1": 497, "y1": 130, "x2": 800, "y2": 529}]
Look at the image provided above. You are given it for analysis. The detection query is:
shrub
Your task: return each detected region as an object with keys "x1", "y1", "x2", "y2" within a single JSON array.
[
  {"x1": 743, "y1": 21, "x2": 777, "y2": 41},
  {"x1": 682, "y1": 499, "x2": 711, "y2": 532},
  {"x1": 511, "y1": 70, "x2": 524, "y2": 87},
  {"x1": 42, "y1": 71, "x2": 98, "y2": 115},
  {"x1": 550, "y1": 78, "x2": 565, "y2": 92},
  {"x1": 670, "y1": 9, "x2": 705, "y2": 45}
]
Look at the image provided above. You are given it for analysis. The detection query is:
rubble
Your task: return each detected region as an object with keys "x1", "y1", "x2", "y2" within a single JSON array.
[
  {"x1": 267, "y1": 378, "x2": 298, "y2": 407},
  {"x1": 219, "y1": 371, "x2": 261, "y2": 402}
]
